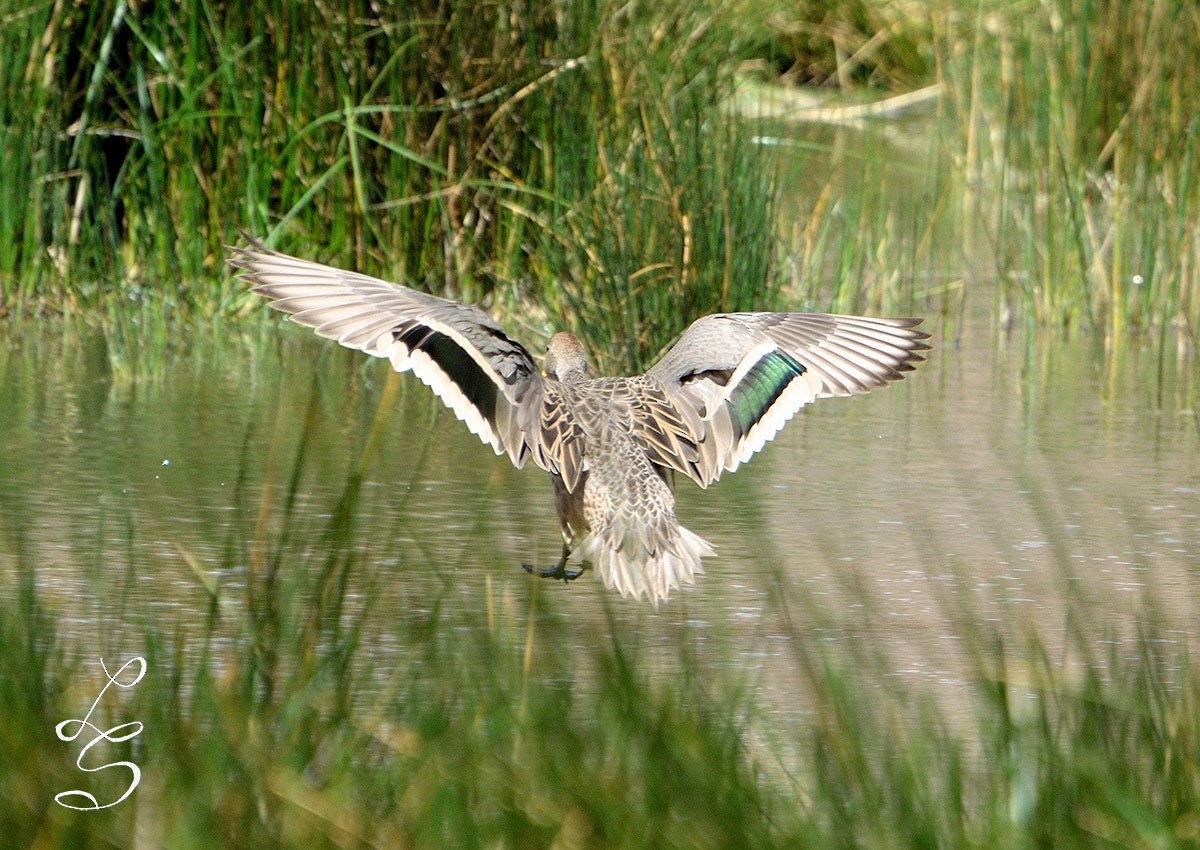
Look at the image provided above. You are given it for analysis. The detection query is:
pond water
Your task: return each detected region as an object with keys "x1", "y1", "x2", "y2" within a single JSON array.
[
  {"x1": 1, "y1": 124, "x2": 1198, "y2": 752},
  {"x1": 2, "y1": 291, "x2": 1196, "y2": 722}
]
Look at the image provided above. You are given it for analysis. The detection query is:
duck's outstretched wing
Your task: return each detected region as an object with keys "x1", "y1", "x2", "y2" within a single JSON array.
[
  {"x1": 646, "y1": 313, "x2": 931, "y2": 486},
  {"x1": 230, "y1": 241, "x2": 547, "y2": 469}
]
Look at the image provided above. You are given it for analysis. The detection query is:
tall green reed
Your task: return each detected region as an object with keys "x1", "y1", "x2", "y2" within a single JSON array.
[
  {"x1": 770, "y1": 123, "x2": 960, "y2": 320},
  {"x1": 2, "y1": 0, "x2": 784, "y2": 371},
  {"x1": 936, "y1": 0, "x2": 1200, "y2": 354},
  {"x1": 7, "y1": 494, "x2": 1199, "y2": 848}
]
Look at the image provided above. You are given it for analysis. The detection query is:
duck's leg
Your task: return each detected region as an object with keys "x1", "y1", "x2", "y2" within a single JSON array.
[
  {"x1": 521, "y1": 473, "x2": 589, "y2": 582},
  {"x1": 522, "y1": 543, "x2": 586, "y2": 582}
]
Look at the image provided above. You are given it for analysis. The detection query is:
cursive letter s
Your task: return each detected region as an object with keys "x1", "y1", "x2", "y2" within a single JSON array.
[{"x1": 54, "y1": 656, "x2": 146, "y2": 811}]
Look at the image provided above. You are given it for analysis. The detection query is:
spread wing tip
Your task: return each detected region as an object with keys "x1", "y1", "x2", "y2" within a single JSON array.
[{"x1": 232, "y1": 239, "x2": 550, "y2": 474}]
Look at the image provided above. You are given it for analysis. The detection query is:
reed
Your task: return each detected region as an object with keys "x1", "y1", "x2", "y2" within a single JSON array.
[
  {"x1": 934, "y1": 0, "x2": 1200, "y2": 350},
  {"x1": 770, "y1": 124, "x2": 958, "y2": 319},
  {"x1": 4, "y1": 0, "x2": 1199, "y2": 364},
  {"x1": 3, "y1": 532, "x2": 1198, "y2": 848},
  {"x1": 0, "y1": 0, "x2": 782, "y2": 371}
]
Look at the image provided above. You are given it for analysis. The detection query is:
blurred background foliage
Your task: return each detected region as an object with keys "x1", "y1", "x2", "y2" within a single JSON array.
[{"x1": 0, "y1": 0, "x2": 1195, "y2": 360}]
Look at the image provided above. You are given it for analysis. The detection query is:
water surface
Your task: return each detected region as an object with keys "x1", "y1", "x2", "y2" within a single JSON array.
[{"x1": 2, "y1": 294, "x2": 1196, "y2": 737}]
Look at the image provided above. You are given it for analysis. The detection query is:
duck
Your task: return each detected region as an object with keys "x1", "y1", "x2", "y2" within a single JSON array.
[{"x1": 231, "y1": 240, "x2": 930, "y2": 604}]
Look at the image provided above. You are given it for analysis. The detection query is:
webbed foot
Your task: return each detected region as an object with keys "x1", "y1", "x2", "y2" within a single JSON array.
[{"x1": 522, "y1": 561, "x2": 586, "y2": 582}]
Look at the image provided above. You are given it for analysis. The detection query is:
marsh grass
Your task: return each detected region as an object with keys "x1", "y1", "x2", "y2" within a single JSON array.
[
  {"x1": 0, "y1": 0, "x2": 782, "y2": 371},
  {"x1": 5, "y1": 0, "x2": 1198, "y2": 372},
  {"x1": 732, "y1": 0, "x2": 934, "y2": 90},
  {"x1": 936, "y1": 0, "x2": 1200, "y2": 353},
  {"x1": 766, "y1": 121, "x2": 961, "y2": 322}
]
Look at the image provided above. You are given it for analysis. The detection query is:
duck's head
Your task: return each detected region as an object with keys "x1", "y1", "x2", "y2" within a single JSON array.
[{"x1": 543, "y1": 332, "x2": 588, "y2": 382}]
